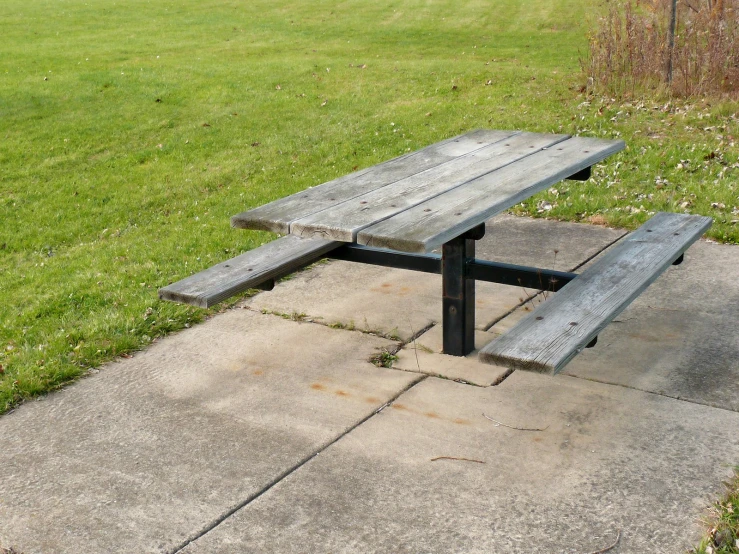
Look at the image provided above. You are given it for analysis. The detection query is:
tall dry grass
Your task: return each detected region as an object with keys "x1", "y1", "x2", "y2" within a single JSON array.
[{"x1": 585, "y1": 0, "x2": 739, "y2": 98}]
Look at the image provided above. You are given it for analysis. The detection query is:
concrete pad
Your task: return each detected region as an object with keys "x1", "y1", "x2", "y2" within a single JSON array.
[
  {"x1": 393, "y1": 324, "x2": 510, "y2": 386},
  {"x1": 562, "y1": 240, "x2": 739, "y2": 412},
  {"x1": 479, "y1": 213, "x2": 626, "y2": 270},
  {"x1": 248, "y1": 215, "x2": 625, "y2": 340},
  {"x1": 486, "y1": 298, "x2": 542, "y2": 333},
  {"x1": 180, "y1": 372, "x2": 739, "y2": 553},
  {"x1": 0, "y1": 310, "x2": 416, "y2": 554},
  {"x1": 247, "y1": 261, "x2": 525, "y2": 341}
]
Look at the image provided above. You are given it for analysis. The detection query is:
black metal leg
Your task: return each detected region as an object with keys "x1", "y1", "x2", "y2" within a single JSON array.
[{"x1": 442, "y1": 226, "x2": 484, "y2": 356}]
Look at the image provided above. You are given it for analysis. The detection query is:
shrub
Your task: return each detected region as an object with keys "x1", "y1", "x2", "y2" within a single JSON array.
[{"x1": 585, "y1": 0, "x2": 739, "y2": 98}]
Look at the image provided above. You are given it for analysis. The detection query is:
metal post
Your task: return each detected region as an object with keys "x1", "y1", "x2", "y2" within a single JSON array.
[
  {"x1": 441, "y1": 224, "x2": 484, "y2": 356},
  {"x1": 667, "y1": 0, "x2": 678, "y2": 85}
]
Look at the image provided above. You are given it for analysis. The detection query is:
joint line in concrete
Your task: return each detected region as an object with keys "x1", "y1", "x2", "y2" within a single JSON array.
[
  {"x1": 167, "y1": 374, "x2": 428, "y2": 554},
  {"x1": 563, "y1": 373, "x2": 739, "y2": 414}
]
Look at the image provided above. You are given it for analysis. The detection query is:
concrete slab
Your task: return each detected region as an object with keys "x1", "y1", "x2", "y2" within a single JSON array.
[
  {"x1": 393, "y1": 324, "x2": 510, "y2": 386},
  {"x1": 180, "y1": 372, "x2": 739, "y2": 554},
  {"x1": 247, "y1": 215, "x2": 625, "y2": 340},
  {"x1": 561, "y1": 240, "x2": 739, "y2": 412},
  {"x1": 479, "y1": 214, "x2": 627, "y2": 270},
  {"x1": 247, "y1": 261, "x2": 524, "y2": 342},
  {"x1": 0, "y1": 310, "x2": 416, "y2": 554}
]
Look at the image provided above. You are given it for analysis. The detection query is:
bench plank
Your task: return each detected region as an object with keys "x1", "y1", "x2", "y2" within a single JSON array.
[
  {"x1": 478, "y1": 212, "x2": 712, "y2": 374},
  {"x1": 158, "y1": 236, "x2": 339, "y2": 308},
  {"x1": 290, "y1": 132, "x2": 570, "y2": 241},
  {"x1": 230, "y1": 129, "x2": 517, "y2": 234},
  {"x1": 357, "y1": 136, "x2": 625, "y2": 253}
]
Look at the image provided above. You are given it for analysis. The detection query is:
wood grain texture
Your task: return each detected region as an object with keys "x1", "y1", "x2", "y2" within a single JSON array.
[
  {"x1": 230, "y1": 129, "x2": 517, "y2": 234},
  {"x1": 357, "y1": 136, "x2": 625, "y2": 253},
  {"x1": 478, "y1": 212, "x2": 713, "y2": 374},
  {"x1": 290, "y1": 132, "x2": 570, "y2": 241},
  {"x1": 158, "y1": 235, "x2": 340, "y2": 308}
]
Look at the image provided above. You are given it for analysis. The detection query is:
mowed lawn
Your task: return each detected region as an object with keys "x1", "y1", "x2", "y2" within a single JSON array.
[{"x1": 0, "y1": 0, "x2": 737, "y2": 412}]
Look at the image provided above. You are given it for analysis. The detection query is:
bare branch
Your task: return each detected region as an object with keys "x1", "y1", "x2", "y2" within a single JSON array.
[
  {"x1": 430, "y1": 456, "x2": 485, "y2": 464},
  {"x1": 587, "y1": 530, "x2": 621, "y2": 554},
  {"x1": 683, "y1": 0, "x2": 700, "y2": 14}
]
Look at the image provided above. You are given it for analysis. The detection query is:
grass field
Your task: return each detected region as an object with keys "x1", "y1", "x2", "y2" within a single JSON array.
[{"x1": 0, "y1": 0, "x2": 737, "y2": 415}]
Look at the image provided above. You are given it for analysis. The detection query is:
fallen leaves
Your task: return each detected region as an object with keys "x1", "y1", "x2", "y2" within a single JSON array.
[{"x1": 537, "y1": 200, "x2": 554, "y2": 212}]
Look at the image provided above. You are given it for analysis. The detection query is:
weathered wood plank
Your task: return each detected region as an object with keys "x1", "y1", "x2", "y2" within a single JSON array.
[
  {"x1": 478, "y1": 212, "x2": 713, "y2": 374},
  {"x1": 290, "y1": 132, "x2": 570, "y2": 241},
  {"x1": 230, "y1": 129, "x2": 518, "y2": 234},
  {"x1": 158, "y1": 235, "x2": 340, "y2": 308},
  {"x1": 357, "y1": 136, "x2": 625, "y2": 253}
]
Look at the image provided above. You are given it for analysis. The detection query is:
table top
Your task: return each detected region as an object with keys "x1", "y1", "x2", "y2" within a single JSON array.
[{"x1": 232, "y1": 129, "x2": 625, "y2": 253}]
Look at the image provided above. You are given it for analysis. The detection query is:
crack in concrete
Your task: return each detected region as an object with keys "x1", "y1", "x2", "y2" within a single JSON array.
[
  {"x1": 243, "y1": 305, "x2": 405, "y2": 342},
  {"x1": 387, "y1": 321, "x2": 436, "y2": 354},
  {"x1": 490, "y1": 368, "x2": 515, "y2": 386},
  {"x1": 167, "y1": 374, "x2": 428, "y2": 554}
]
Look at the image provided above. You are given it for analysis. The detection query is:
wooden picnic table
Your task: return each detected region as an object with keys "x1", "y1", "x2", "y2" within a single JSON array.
[
  {"x1": 161, "y1": 130, "x2": 711, "y2": 374},
  {"x1": 231, "y1": 130, "x2": 621, "y2": 252}
]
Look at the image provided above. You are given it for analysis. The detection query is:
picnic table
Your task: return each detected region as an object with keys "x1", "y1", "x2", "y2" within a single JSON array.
[{"x1": 160, "y1": 130, "x2": 711, "y2": 374}]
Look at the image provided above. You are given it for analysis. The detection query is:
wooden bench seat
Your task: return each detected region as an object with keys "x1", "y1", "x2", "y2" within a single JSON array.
[
  {"x1": 158, "y1": 236, "x2": 339, "y2": 308},
  {"x1": 478, "y1": 212, "x2": 713, "y2": 374}
]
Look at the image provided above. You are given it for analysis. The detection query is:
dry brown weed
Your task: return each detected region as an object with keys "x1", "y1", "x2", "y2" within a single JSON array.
[{"x1": 585, "y1": 0, "x2": 739, "y2": 98}]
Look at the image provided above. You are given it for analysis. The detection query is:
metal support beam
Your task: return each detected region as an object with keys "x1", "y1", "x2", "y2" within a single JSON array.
[
  {"x1": 442, "y1": 230, "x2": 477, "y2": 356},
  {"x1": 467, "y1": 260, "x2": 575, "y2": 292},
  {"x1": 326, "y1": 244, "x2": 576, "y2": 291},
  {"x1": 327, "y1": 245, "x2": 441, "y2": 274}
]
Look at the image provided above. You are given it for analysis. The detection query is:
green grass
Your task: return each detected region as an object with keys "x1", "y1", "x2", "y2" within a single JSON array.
[
  {"x1": 0, "y1": 0, "x2": 736, "y2": 414},
  {"x1": 693, "y1": 469, "x2": 739, "y2": 554},
  {"x1": 510, "y1": 96, "x2": 739, "y2": 237},
  {"x1": 369, "y1": 349, "x2": 399, "y2": 368}
]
